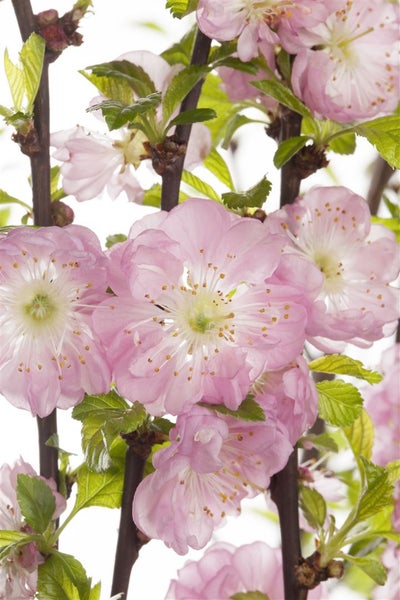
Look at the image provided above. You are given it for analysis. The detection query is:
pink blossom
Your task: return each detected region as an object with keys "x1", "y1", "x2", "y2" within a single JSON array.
[
  {"x1": 133, "y1": 406, "x2": 293, "y2": 554},
  {"x1": 364, "y1": 344, "x2": 400, "y2": 467},
  {"x1": 253, "y1": 354, "x2": 318, "y2": 445},
  {"x1": 93, "y1": 198, "x2": 308, "y2": 416},
  {"x1": 372, "y1": 541, "x2": 400, "y2": 600},
  {"x1": 0, "y1": 458, "x2": 66, "y2": 599},
  {"x1": 0, "y1": 225, "x2": 111, "y2": 417},
  {"x1": 287, "y1": 0, "x2": 400, "y2": 122},
  {"x1": 166, "y1": 540, "x2": 326, "y2": 598},
  {"x1": 265, "y1": 186, "x2": 400, "y2": 350}
]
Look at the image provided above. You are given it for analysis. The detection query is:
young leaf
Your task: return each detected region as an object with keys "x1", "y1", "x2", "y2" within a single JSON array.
[
  {"x1": 222, "y1": 176, "x2": 272, "y2": 209},
  {"x1": 342, "y1": 554, "x2": 387, "y2": 585},
  {"x1": 87, "y1": 93, "x2": 161, "y2": 131},
  {"x1": 162, "y1": 65, "x2": 210, "y2": 125},
  {"x1": 231, "y1": 593, "x2": 270, "y2": 600},
  {"x1": 73, "y1": 463, "x2": 124, "y2": 512},
  {"x1": 356, "y1": 458, "x2": 394, "y2": 522},
  {"x1": 181, "y1": 170, "x2": 220, "y2": 201},
  {"x1": 72, "y1": 391, "x2": 147, "y2": 471},
  {"x1": 161, "y1": 25, "x2": 197, "y2": 66},
  {"x1": 87, "y1": 60, "x2": 156, "y2": 99},
  {"x1": 317, "y1": 380, "x2": 363, "y2": 427},
  {"x1": 166, "y1": 0, "x2": 198, "y2": 18},
  {"x1": 203, "y1": 147, "x2": 234, "y2": 190},
  {"x1": 343, "y1": 409, "x2": 374, "y2": 460},
  {"x1": 17, "y1": 474, "x2": 56, "y2": 534},
  {"x1": 105, "y1": 233, "x2": 128, "y2": 249},
  {"x1": 38, "y1": 551, "x2": 95, "y2": 600},
  {"x1": 328, "y1": 132, "x2": 356, "y2": 155},
  {"x1": 0, "y1": 189, "x2": 31, "y2": 211},
  {"x1": 355, "y1": 116, "x2": 400, "y2": 169},
  {"x1": 300, "y1": 432, "x2": 339, "y2": 453},
  {"x1": 222, "y1": 113, "x2": 264, "y2": 150},
  {"x1": 168, "y1": 107, "x2": 216, "y2": 127},
  {"x1": 20, "y1": 33, "x2": 45, "y2": 113},
  {"x1": 299, "y1": 485, "x2": 327, "y2": 530},
  {"x1": 310, "y1": 354, "x2": 382, "y2": 384},
  {"x1": 273, "y1": 136, "x2": 310, "y2": 169},
  {"x1": 80, "y1": 70, "x2": 133, "y2": 105},
  {"x1": 199, "y1": 394, "x2": 265, "y2": 422},
  {"x1": 251, "y1": 79, "x2": 311, "y2": 118}
]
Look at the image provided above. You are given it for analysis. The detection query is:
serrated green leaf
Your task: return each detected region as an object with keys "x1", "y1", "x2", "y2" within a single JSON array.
[
  {"x1": 387, "y1": 460, "x2": 400, "y2": 485},
  {"x1": 231, "y1": 592, "x2": 269, "y2": 600},
  {"x1": 20, "y1": 33, "x2": 45, "y2": 112},
  {"x1": 299, "y1": 485, "x2": 327, "y2": 530},
  {"x1": 301, "y1": 432, "x2": 339, "y2": 453},
  {"x1": 161, "y1": 26, "x2": 197, "y2": 66},
  {"x1": 168, "y1": 107, "x2": 216, "y2": 128},
  {"x1": 4, "y1": 49, "x2": 24, "y2": 111},
  {"x1": 328, "y1": 132, "x2": 356, "y2": 155},
  {"x1": 80, "y1": 71, "x2": 133, "y2": 105},
  {"x1": 162, "y1": 65, "x2": 210, "y2": 125},
  {"x1": 166, "y1": 0, "x2": 198, "y2": 18},
  {"x1": 38, "y1": 551, "x2": 94, "y2": 600},
  {"x1": 317, "y1": 380, "x2": 363, "y2": 427},
  {"x1": 342, "y1": 554, "x2": 387, "y2": 585},
  {"x1": 203, "y1": 147, "x2": 234, "y2": 190},
  {"x1": 17, "y1": 474, "x2": 56, "y2": 534},
  {"x1": 251, "y1": 79, "x2": 311, "y2": 118},
  {"x1": 273, "y1": 136, "x2": 310, "y2": 169},
  {"x1": 344, "y1": 409, "x2": 374, "y2": 460},
  {"x1": 199, "y1": 394, "x2": 265, "y2": 422},
  {"x1": 356, "y1": 116, "x2": 400, "y2": 168},
  {"x1": 88, "y1": 93, "x2": 161, "y2": 131},
  {"x1": 310, "y1": 354, "x2": 382, "y2": 384},
  {"x1": 72, "y1": 391, "x2": 147, "y2": 471},
  {"x1": 356, "y1": 458, "x2": 394, "y2": 522},
  {"x1": 87, "y1": 61, "x2": 156, "y2": 99},
  {"x1": 181, "y1": 170, "x2": 220, "y2": 201},
  {"x1": 74, "y1": 463, "x2": 123, "y2": 512},
  {"x1": 222, "y1": 176, "x2": 272, "y2": 209},
  {"x1": 0, "y1": 189, "x2": 31, "y2": 210}
]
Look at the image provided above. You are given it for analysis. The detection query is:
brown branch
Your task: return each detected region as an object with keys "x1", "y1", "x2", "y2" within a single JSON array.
[
  {"x1": 160, "y1": 28, "x2": 211, "y2": 211},
  {"x1": 366, "y1": 155, "x2": 395, "y2": 216},
  {"x1": 279, "y1": 108, "x2": 303, "y2": 207}
]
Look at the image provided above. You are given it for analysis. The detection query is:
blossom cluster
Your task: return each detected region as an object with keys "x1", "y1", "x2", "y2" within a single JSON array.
[{"x1": 1, "y1": 189, "x2": 398, "y2": 557}]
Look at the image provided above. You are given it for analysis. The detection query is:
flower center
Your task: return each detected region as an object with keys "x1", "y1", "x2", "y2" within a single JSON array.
[
  {"x1": 24, "y1": 293, "x2": 56, "y2": 322},
  {"x1": 187, "y1": 292, "x2": 233, "y2": 334},
  {"x1": 313, "y1": 251, "x2": 344, "y2": 293}
]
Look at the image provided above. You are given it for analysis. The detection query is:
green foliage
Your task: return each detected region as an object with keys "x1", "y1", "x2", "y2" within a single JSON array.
[
  {"x1": 300, "y1": 432, "x2": 339, "y2": 453},
  {"x1": 162, "y1": 65, "x2": 210, "y2": 126},
  {"x1": 355, "y1": 116, "x2": 400, "y2": 168},
  {"x1": 231, "y1": 593, "x2": 270, "y2": 600},
  {"x1": 251, "y1": 79, "x2": 311, "y2": 118},
  {"x1": 328, "y1": 132, "x2": 356, "y2": 155},
  {"x1": 199, "y1": 72, "x2": 241, "y2": 144},
  {"x1": 37, "y1": 551, "x2": 99, "y2": 600},
  {"x1": 87, "y1": 61, "x2": 156, "y2": 99},
  {"x1": 199, "y1": 394, "x2": 265, "y2": 422},
  {"x1": 80, "y1": 70, "x2": 133, "y2": 105},
  {"x1": 343, "y1": 409, "x2": 374, "y2": 461},
  {"x1": 168, "y1": 107, "x2": 216, "y2": 127},
  {"x1": 317, "y1": 379, "x2": 363, "y2": 427},
  {"x1": 4, "y1": 33, "x2": 45, "y2": 115},
  {"x1": 0, "y1": 189, "x2": 31, "y2": 211},
  {"x1": 181, "y1": 170, "x2": 220, "y2": 201},
  {"x1": 273, "y1": 136, "x2": 310, "y2": 168},
  {"x1": 161, "y1": 26, "x2": 197, "y2": 66},
  {"x1": 0, "y1": 530, "x2": 39, "y2": 561},
  {"x1": 87, "y1": 93, "x2": 161, "y2": 131},
  {"x1": 310, "y1": 354, "x2": 382, "y2": 384},
  {"x1": 73, "y1": 461, "x2": 124, "y2": 513},
  {"x1": 166, "y1": 0, "x2": 198, "y2": 18},
  {"x1": 221, "y1": 113, "x2": 264, "y2": 150},
  {"x1": 203, "y1": 148, "x2": 234, "y2": 190},
  {"x1": 356, "y1": 459, "x2": 394, "y2": 522},
  {"x1": 222, "y1": 177, "x2": 272, "y2": 209},
  {"x1": 72, "y1": 390, "x2": 147, "y2": 471},
  {"x1": 105, "y1": 233, "x2": 128, "y2": 248},
  {"x1": 17, "y1": 474, "x2": 56, "y2": 534},
  {"x1": 299, "y1": 485, "x2": 327, "y2": 530}
]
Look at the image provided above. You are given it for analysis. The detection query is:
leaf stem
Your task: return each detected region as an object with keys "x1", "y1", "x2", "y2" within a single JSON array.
[{"x1": 160, "y1": 28, "x2": 211, "y2": 211}]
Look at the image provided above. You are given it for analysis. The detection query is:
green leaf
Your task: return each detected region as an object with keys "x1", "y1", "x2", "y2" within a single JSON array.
[
  {"x1": 342, "y1": 554, "x2": 387, "y2": 585},
  {"x1": 168, "y1": 107, "x2": 216, "y2": 127},
  {"x1": 355, "y1": 116, "x2": 400, "y2": 168},
  {"x1": 356, "y1": 458, "x2": 394, "y2": 522},
  {"x1": 0, "y1": 188, "x2": 31, "y2": 210},
  {"x1": 0, "y1": 104, "x2": 13, "y2": 118},
  {"x1": 181, "y1": 170, "x2": 220, "y2": 201},
  {"x1": 166, "y1": 0, "x2": 198, "y2": 18},
  {"x1": 251, "y1": 79, "x2": 311, "y2": 118},
  {"x1": 4, "y1": 49, "x2": 24, "y2": 111},
  {"x1": 17, "y1": 474, "x2": 56, "y2": 534},
  {"x1": 72, "y1": 390, "x2": 147, "y2": 471},
  {"x1": 0, "y1": 530, "x2": 39, "y2": 560},
  {"x1": 199, "y1": 394, "x2": 265, "y2": 422},
  {"x1": 328, "y1": 132, "x2": 356, "y2": 155},
  {"x1": 387, "y1": 460, "x2": 400, "y2": 485},
  {"x1": 317, "y1": 379, "x2": 363, "y2": 427},
  {"x1": 37, "y1": 551, "x2": 95, "y2": 600},
  {"x1": 162, "y1": 65, "x2": 210, "y2": 126},
  {"x1": 161, "y1": 26, "x2": 197, "y2": 66},
  {"x1": 301, "y1": 432, "x2": 339, "y2": 453},
  {"x1": 74, "y1": 463, "x2": 124, "y2": 512},
  {"x1": 4, "y1": 33, "x2": 45, "y2": 113},
  {"x1": 221, "y1": 113, "x2": 262, "y2": 149},
  {"x1": 231, "y1": 592, "x2": 269, "y2": 600},
  {"x1": 310, "y1": 354, "x2": 382, "y2": 384},
  {"x1": 371, "y1": 215, "x2": 400, "y2": 242},
  {"x1": 222, "y1": 176, "x2": 272, "y2": 209},
  {"x1": 80, "y1": 71, "x2": 133, "y2": 105},
  {"x1": 88, "y1": 93, "x2": 161, "y2": 130},
  {"x1": 203, "y1": 147, "x2": 234, "y2": 190},
  {"x1": 105, "y1": 233, "x2": 127, "y2": 249},
  {"x1": 299, "y1": 485, "x2": 327, "y2": 530},
  {"x1": 273, "y1": 136, "x2": 310, "y2": 169},
  {"x1": 87, "y1": 61, "x2": 156, "y2": 99},
  {"x1": 343, "y1": 409, "x2": 374, "y2": 460}
]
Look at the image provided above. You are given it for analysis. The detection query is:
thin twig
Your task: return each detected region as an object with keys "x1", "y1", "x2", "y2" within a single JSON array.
[
  {"x1": 161, "y1": 28, "x2": 211, "y2": 211},
  {"x1": 366, "y1": 155, "x2": 395, "y2": 216}
]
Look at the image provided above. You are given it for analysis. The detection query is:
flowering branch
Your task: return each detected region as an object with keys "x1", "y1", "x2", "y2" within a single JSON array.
[
  {"x1": 160, "y1": 28, "x2": 211, "y2": 211},
  {"x1": 12, "y1": 0, "x2": 58, "y2": 487}
]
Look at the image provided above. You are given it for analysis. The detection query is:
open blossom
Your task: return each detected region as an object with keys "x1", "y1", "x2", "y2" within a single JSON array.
[
  {"x1": 133, "y1": 406, "x2": 293, "y2": 554},
  {"x1": 0, "y1": 458, "x2": 66, "y2": 599},
  {"x1": 265, "y1": 186, "x2": 400, "y2": 350},
  {"x1": 93, "y1": 198, "x2": 308, "y2": 416},
  {"x1": 166, "y1": 540, "x2": 325, "y2": 599},
  {"x1": 286, "y1": 0, "x2": 400, "y2": 122},
  {"x1": 0, "y1": 225, "x2": 111, "y2": 417},
  {"x1": 253, "y1": 354, "x2": 318, "y2": 445}
]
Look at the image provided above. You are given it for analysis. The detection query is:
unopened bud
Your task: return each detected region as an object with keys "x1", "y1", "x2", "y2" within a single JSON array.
[
  {"x1": 50, "y1": 200, "x2": 74, "y2": 227},
  {"x1": 36, "y1": 9, "x2": 59, "y2": 27}
]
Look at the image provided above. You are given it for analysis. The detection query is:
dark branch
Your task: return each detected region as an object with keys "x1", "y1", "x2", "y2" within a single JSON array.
[
  {"x1": 279, "y1": 108, "x2": 303, "y2": 206},
  {"x1": 366, "y1": 155, "x2": 395, "y2": 216},
  {"x1": 160, "y1": 28, "x2": 211, "y2": 211}
]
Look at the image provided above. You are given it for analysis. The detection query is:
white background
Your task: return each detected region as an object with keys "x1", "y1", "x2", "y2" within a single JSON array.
[{"x1": 0, "y1": 1, "x2": 394, "y2": 598}]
